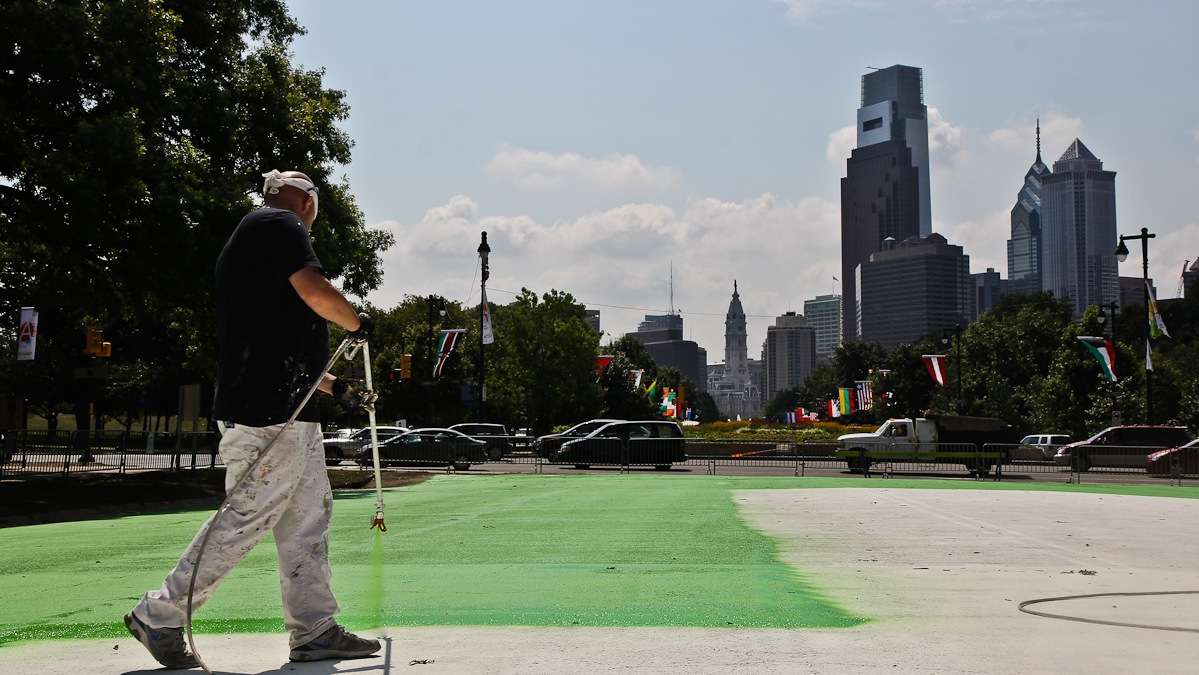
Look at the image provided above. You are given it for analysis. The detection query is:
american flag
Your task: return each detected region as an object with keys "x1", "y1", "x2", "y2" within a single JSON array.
[{"x1": 855, "y1": 380, "x2": 873, "y2": 410}]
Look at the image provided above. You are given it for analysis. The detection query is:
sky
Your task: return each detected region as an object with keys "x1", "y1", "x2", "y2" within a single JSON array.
[{"x1": 286, "y1": 0, "x2": 1199, "y2": 361}]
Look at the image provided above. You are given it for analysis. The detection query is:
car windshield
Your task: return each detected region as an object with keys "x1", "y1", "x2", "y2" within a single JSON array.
[
  {"x1": 1020, "y1": 435, "x2": 1037, "y2": 444},
  {"x1": 570, "y1": 422, "x2": 607, "y2": 436}
]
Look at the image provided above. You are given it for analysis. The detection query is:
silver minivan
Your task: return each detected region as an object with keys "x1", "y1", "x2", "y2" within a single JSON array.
[{"x1": 1017, "y1": 434, "x2": 1072, "y2": 461}]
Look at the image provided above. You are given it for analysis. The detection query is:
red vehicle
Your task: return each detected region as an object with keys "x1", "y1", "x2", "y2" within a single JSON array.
[{"x1": 1147, "y1": 439, "x2": 1199, "y2": 476}]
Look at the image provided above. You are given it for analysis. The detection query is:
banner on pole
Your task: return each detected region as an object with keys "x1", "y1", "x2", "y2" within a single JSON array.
[
  {"x1": 17, "y1": 307, "x2": 37, "y2": 361},
  {"x1": 481, "y1": 287, "x2": 495, "y2": 345},
  {"x1": 922, "y1": 354, "x2": 947, "y2": 386},
  {"x1": 1077, "y1": 336, "x2": 1118, "y2": 382},
  {"x1": 434, "y1": 329, "x2": 467, "y2": 379}
]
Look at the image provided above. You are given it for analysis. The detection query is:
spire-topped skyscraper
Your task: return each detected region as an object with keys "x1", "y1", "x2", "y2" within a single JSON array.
[
  {"x1": 1006, "y1": 119, "x2": 1051, "y2": 296},
  {"x1": 723, "y1": 280, "x2": 749, "y2": 390}
]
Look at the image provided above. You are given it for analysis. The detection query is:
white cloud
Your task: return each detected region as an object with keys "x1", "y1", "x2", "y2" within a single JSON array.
[
  {"x1": 927, "y1": 106, "x2": 965, "y2": 166},
  {"x1": 487, "y1": 145, "x2": 679, "y2": 193},
  {"x1": 370, "y1": 193, "x2": 840, "y2": 356},
  {"x1": 934, "y1": 208, "x2": 1010, "y2": 275},
  {"x1": 772, "y1": 0, "x2": 878, "y2": 22},
  {"x1": 825, "y1": 124, "x2": 855, "y2": 164},
  {"x1": 988, "y1": 112, "x2": 1083, "y2": 157}
]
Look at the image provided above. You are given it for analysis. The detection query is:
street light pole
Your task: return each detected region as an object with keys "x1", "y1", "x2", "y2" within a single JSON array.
[
  {"x1": 1115, "y1": 227, "x2": 1156, "y2": 423},
  {"x1": 941, "y1": 324, "x2": 964, "y2": 414},
  {"x1": 477, "y1": 232, "x2": 491, "y2": 420}
]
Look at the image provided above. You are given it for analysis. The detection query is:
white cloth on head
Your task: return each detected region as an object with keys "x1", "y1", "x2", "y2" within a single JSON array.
[{"x1": 261, "y1": 170, "x2": 318, "y2": 218}]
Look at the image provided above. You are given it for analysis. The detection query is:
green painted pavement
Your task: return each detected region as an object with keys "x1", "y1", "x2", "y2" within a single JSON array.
[{"x1": 2, "y1": 474, "x2": 1196, "y2": 646}]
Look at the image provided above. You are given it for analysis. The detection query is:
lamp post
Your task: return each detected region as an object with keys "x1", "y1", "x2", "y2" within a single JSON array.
[
  {"x1": 477, "y1": 232, "x2": 490, "y2": 420},
  {"x1": 1096, "y1": 302, "x2": 1119, "y2": 424},
  {"x1": 1115, "y1": 227, "x2": 1155, "y2": 423},
  {"x1": 941, "y1": 324, "x2": 963, "y2": 414}
]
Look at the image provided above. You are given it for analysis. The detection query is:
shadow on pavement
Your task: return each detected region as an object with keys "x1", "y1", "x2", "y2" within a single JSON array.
[{"x1": 121, "y1": 637, "x2": 395, "y2": 675}]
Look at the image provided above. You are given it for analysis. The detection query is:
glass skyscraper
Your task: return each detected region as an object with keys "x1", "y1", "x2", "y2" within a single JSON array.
[
  {"x1": 1006, "y1": 121, "x2": 1050, "y2": 296},
  {"x1": 840, "y1": 65, "x2": 930, "y2": 341},
  {"x1": 1040, "y1": 139, "x2": 1118, "y2": 315}
]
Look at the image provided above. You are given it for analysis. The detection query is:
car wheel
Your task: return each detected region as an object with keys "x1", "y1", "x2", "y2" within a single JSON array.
[
  {"x1": 454, "y1": 457, "x2": 471, "y2": 471},
  {"x1": 1073, "y1": 456, "x2": 1091, "y2": 472},
  {"x1": 487, "y1": 448, "x2": 503, "y2": 461}
]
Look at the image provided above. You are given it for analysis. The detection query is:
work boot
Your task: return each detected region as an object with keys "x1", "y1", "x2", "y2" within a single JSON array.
[
  {"x1": 289, "y1": 624, "x2": 381, "y2": 662},
  {"x1": 124, "y1": 613, "x2": 200, "y2": 670}
]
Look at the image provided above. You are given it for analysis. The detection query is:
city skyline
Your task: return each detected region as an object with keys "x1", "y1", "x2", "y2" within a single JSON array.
[{"x1": 285, "y1": 0, "x2": 1199, "y2": 359}]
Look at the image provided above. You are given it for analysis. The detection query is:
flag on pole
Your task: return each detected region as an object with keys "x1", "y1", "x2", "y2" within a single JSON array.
[
  {"x1": 855, "y1": 381, "x2": 873, "y2": 410},
  {"x1": 838, "y1": 387, "x2": 856, "y2": 415},
  {"x1": 1147, "y1": 281, "x2": 1170, "y2": 339},
  {"x1": 1077, "y1": 336, "x2": 1117, "y2": 382},
  {"x1": 922, "y1": 354, "x2": 948, "y2": 386},
  {"x1": 433, "y1": 329, "x2": 467, "y2": 378},
  {"x1": 826, "y1": 399, "x2": 841, "y2": 418},
  {"x1": 1145, "y1": 339, "x2": 1154, "y2": 372},
  {"x1": 628, "y1": 369, "x2": 645, "y2": 389},
  {"x1": 644, "y1": 379, "x2": 659, "y2": 400},
  {"x1": 480, "y1": 287, "x2": 494, "y2": 345}
]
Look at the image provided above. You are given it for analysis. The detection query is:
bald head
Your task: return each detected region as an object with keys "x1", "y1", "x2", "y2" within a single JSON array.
[{"x1": 263, "y1": 170, "x2": 318, "y2": 230}]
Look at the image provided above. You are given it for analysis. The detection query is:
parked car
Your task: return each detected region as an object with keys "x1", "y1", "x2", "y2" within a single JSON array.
[
  {"x1": 1014, "y1": 434, "x2": 1072, "y2": 461},
  {"x1": 363, "y1": 428, "x2": 487, "y2": 471},
  {"x1": 533, "y1": 419, "x2": 622, "y2": 458},
  {"x1": 836, "y1": 415, "x2": 1019, "y2": 476},
  {"x1": 324, "y1": 426, "x2": 407, "y2": 466},
  {"x1": 1054, "y1": 426, "x2": 1192, "y2": 471},
  {"x1": 1147, "y1": 439, "x2": 1199, "y2": 477},
  {"x1": 552, "y1": 420, "x2": 686, "y2": 470},
  {"x1": 448, "y1": 423, "x2": 511, "y2": 460}
]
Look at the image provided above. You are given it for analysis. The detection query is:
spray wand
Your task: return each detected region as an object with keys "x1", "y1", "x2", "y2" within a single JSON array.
[{"x1": 348, "y1": 340, "x2": 387, "y2": 531}]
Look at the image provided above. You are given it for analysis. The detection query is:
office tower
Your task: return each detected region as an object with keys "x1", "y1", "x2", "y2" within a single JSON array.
[
  {"x1": 763, "y1": 312, "x2": 817, "y2": 402},
  {"x1": 1007, "y1": 120, "x2": 1051, "y2": 296},
  {"x1": 856, "y1": 234, "x2": 974, "y2": 346},
  {"x1": 973, "y1": 268, "x2": 1008, "y2": 319},
  {"x1": 840, "y1": 64, "x2": 929, "y2": 340},
  {"x1": 626, "y1": 312, "x2": 706, "y2": 393},
  {"x1": 1184, "y1": 260, "x2": 1199, "y2": 298},
  {"x1": 583, "y1": 309, "x2": 600, "y2": 333},
  {"x1": 803, "y1": 294, "x2": 842, "y2": 362},
  {"x1": 1040, "y1": 139, "x2": 1118, "y2": 314}
]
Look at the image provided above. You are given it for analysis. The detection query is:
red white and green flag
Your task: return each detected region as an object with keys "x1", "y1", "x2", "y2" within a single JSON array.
[
  {"x1": 922, "y1": 354, "x2": 948, "y2": 386},
  {"x1": 433, "y1": 329, "x2": 467, "y2": 379},
  {"x1": 1077, "y1": 336, "x2": 1117, "y2": 382}
]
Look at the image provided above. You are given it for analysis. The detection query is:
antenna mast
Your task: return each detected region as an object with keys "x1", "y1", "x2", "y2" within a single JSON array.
[{"x1": 669, "y1": 260, "x2": 675, "y2": 315}]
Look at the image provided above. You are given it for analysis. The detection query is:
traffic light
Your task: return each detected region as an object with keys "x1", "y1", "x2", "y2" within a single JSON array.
[
  {"x1": 84, "y1": 328, "x2": 112, "y2": 358},
  {"x1": 388, "y1": 354, "x2": 414, "y2": 382}
]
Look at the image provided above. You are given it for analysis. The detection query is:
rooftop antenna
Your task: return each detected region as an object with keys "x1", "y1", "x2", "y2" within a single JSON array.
[
  {"x1": 1035, "y1": 117, "x2": 1042, "y2": 163},
  {"x1": 669, "y1": 260, "x2": 675, "y2": 315}
]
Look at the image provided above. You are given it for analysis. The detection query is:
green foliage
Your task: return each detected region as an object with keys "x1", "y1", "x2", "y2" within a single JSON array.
[{"x1": 0, "y1": 1, "x2": 391, "y2": 427}]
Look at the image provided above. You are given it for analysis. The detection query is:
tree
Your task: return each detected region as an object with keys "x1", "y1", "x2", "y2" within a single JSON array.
[
  {"x1": 486, "y1": 289, "x2": 602, "y2": 433},
  {"x1": 0, "y1": 1, "x2": 392, "y2": 428}
]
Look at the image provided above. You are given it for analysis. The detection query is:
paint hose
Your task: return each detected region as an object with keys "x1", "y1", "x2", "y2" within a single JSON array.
[
  {"x1": 1018, "y1": 590, "x2": 1199, "y2": 633},
  {"x1": 185, "y1": 336, "x2": 356, "y2": 675}
]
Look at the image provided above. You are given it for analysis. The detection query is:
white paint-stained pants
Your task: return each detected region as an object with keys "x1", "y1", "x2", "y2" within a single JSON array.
[{"x1": 132, "y1": 421, "x2": 339, "y2": 647}]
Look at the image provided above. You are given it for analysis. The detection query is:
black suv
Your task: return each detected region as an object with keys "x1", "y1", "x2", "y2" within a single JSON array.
[{"x1": 449, "y1": 423, "x2": 511, "y2": 461}]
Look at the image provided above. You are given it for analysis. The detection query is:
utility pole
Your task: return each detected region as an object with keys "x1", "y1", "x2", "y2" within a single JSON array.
[
  {"x1": 477, "y1": 232, "x2": 491, "y2": 420},
  {"x1": 426, "y1": 295, "x2": 445, "y2": 426},
  {"x1": 1115, "y1": 227, "x2": 1156, "y2": 423}
]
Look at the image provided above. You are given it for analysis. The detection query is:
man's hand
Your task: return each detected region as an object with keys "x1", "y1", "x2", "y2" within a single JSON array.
[
  {"x1": 347, "y1": 312, "x2": 373, "y2": 345},
  {"x1": 332, "y1": 378, "x2": 378, "y2": 412}
]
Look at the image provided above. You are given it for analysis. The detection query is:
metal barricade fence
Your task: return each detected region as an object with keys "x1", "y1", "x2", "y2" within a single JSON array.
[{"x1": 0, "y1": 429, "x2": 221, "y2": 479}]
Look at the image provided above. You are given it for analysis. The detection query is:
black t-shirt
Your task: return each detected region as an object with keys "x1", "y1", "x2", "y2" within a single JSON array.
[{"x1": 213, "y1": 208, "x2": 329, "y2": 426}]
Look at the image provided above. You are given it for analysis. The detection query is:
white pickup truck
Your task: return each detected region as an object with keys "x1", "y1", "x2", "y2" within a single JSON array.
[{"x1": 837, "y1": 415, "x2": 1018, "y2": 476}]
